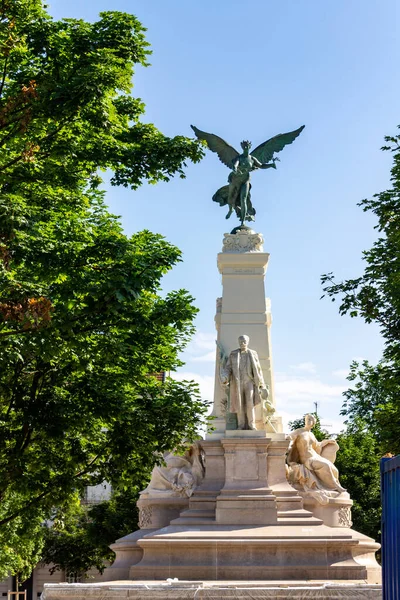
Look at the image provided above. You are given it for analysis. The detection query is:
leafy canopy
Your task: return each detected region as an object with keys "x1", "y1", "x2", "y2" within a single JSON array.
[
  {"x1": 322, "y1": 128, "x2": 400, "y2": 455},
  {"x1": 334, "y1": 419, "x2": 381, "y2": 543},
  {"x1": 320, "y1": 127, "x2": 400, "y2": 547},
  {"x1": 0, "y1": 0, "x2": 205, "y2": 580}
]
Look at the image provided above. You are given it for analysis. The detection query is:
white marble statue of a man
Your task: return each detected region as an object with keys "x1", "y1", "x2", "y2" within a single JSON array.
[
  {"x1": 221, "y1": 335, "x2": 269, "y2": 430},
  {"x1": 287, "y1": 413, "x2": 346, "y2": 498}
]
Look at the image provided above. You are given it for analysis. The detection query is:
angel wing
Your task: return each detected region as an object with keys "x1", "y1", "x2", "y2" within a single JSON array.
[
  {"x1": 191, "y1": 125, "x2": 240, "y2": 169},
  {"x1": 251, "y1": 125, "x2": 305, "y2": 164}
]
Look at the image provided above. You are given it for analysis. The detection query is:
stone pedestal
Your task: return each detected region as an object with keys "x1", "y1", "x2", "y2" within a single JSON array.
[
  {"x1": 42, "y1": 580, "x2": 382, "y2": 600},
  {"x1": 301, "y1": 494, "x2": 354, "y2": 528},
  {"x1": 124, "y1": 432, "x2": 380, "y2": 583},
  {"x1": 210, "y1": 230, "x2": 282, "y2": 436},
  {"x1": 216, "y1": 437, "x2": 277, "y2": 525},
  {"x1": 106, "y1": 497, "x2": 189, "y2": 581},
  {"x1": 42, "y1": 581, "x2": 383, "y2": 600}
]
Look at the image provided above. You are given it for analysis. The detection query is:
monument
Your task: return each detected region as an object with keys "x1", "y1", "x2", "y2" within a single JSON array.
[{"x1": 42, "y1": 126, "x2": 382, "y2": 599}]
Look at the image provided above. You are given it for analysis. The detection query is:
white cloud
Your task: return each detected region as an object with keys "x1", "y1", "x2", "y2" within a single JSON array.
[
  {"x1": 171, "y1": 371, "x2": 215, "y2": 404},
  {"x1": 192, "y1": 350, "x2": 216, "y2": 363},
  {"x1": 187, "y1": 332, "x2": 215, "y2": 353},
  {"x1": 332, "y1": 369, "x2": 349, "y2": 379},
  {"x1": 289, "y1": 362, "x2": 317, "y2": 374},
  {"x1": 183, "y1": 331, "x2": 216, "y2": 363},
  {"x1": 275, "y1": 373, "x2": 344, "y2": 400},
  {"x1": 319, "y1": 417, "x2": 347, "y2": 435},
  {"x1": 274, "y1": 371, "x2": 347, "y2": 433}
]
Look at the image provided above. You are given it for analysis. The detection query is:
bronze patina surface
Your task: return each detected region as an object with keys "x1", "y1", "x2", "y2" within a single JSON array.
[{"x1": 191, "y1": 124, "x2": 305, "y2": 225}]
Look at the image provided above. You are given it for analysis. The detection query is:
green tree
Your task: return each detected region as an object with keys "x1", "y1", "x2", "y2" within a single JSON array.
[
  {"x1": 334, "y1": 420, "x2": 381, "y2": 542},
  {"x1": 320, "y1": 128, "x2": 400, "y2": 546},
  {"x1": 0, "y1": 0, "x2": 206, "y2": 579},
  {"x1": 41, "y1": 488, "x2": 140, "y2": 576},
  {"x1": 322, "y1": 128, "x2": 400, "y2": 455}
]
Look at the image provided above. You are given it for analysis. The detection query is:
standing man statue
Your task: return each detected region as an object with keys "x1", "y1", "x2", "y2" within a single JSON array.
[{"x1": 221, "y1": 335, "x2": 270, "y2": 430}]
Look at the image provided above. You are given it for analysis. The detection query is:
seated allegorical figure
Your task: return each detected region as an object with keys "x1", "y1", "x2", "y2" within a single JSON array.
[
  {"x1": 140, "y1": 441, "x2": 205, "y2": 499},
  {"x1": 286, "y1": 413, "x2": 346, "y2": 503}
]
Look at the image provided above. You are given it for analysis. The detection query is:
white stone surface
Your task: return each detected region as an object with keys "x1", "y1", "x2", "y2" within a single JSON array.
[
  {"x1": 42, "y1": 581, "x2": 382, "y2": 599},
  {"x1": 139, "y1": 442, "x2": 204, "y2": 499},
  {"x1": 287, "y1": 414, "x2": 346, "y2": 498},
  {"x1": 222, "y1": 229, "x2": 264, "y2": 253},
  {"x1": 211, "y1": 231, "x2": 282, "y2": 436}
]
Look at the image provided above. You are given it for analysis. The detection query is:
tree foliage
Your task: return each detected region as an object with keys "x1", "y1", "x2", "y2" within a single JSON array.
[
  {"x1": 0, "y1": 0, "x2": 206, "y2": 579},
  {"x1": 334, "y1": 419, "x2": 381, "y2": 542},
  {"x1": 41, "y1": 488, "x2": 140, "y2": 576},
  {"x1": 322, "y1": 129, "x2": 400, "y2": 455},
  {"x1": 320, "y1": 128, "x2": 400, "y2": 546}
]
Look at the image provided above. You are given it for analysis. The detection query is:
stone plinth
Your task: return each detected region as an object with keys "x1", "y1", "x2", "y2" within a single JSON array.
[
  {"x1": 301, "y1": 494, "x2": 354, "y2": 529},
  {"x1": 124, "y1": 434, "x2": 380, "y2": 584},
  {"x1": 129, "y1": 525, "x2": 380, "y2": 582},
  {"x1": 211, "y1": 230, "x2": 282, "y2": 436},
  {"x1": 216, "y1": 437, "x2": 276, "y2": 525},
  {"x1": 106, "y1": 497, "x2": 189, "y2": 581},
  {"x1": 42, "y1": 582, "x2": 383, "y2": 600}
]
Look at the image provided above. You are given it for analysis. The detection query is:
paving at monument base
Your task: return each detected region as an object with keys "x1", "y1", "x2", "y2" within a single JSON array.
[
  {"x1": 42, "y1": 581, "x2": 382, "y2": 599},
  {"x1": 41, "y1": 129, "x2": 384, "y2": 600}
]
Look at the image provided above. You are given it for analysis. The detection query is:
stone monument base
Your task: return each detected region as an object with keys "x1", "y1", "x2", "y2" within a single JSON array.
[
  {"x1": 102, "y1": 433, "x2": 380, "y2": 585},
  {"x1": 42, "y1": 581, "x2": 382, "y2": 600}
]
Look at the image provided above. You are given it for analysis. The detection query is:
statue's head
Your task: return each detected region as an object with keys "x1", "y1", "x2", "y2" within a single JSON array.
[
  {"x1": 304, "y1": 414, "x2": 316, "y2": 429},
  {"x1": 240, "y1": 140, "x2": 252, "y2": 151},
  {"x1": 238, "y1": 335, "x2": 249, "y2": 351}
]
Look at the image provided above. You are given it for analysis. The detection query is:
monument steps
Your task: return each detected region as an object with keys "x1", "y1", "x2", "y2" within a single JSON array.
[
  {"x1": 277, "y1": 508, "x2": 314, "y2": 517},
  {"x1": 277, "y1": 516, "x2": 324, "y2": 526},
  {"x1": 277, "y1": 508, "x2": 324, "y2": 526},
  {"x1": 176, "y1": 508, "x2": 215, "y2": 518},
  {"x1": 170, "y1": 517, "x2": 216, "y2": 525},
  {"x1": 130, "y1": 530, "x2": 377, "y2": 582},
  {"x1": 170, "y1": 515, "x2": 323, "y2": 527}
]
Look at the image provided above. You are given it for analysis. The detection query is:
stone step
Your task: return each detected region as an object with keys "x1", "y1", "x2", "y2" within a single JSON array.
[
  {"x1": 277, "y1": 509, "x2": 314, "y2": 518},
  {"x1": 278, "y1": 516, "x2": 324, "y2": 525},
  {"x1": 179, "y1": 509, "x2": 215, "y2": 518},
  {"x1": 170, "y1": 516, "x2": 216, "y2": 525},
  {"x1": 275, "y1": 496, "x2": 304, "y2": 502}
]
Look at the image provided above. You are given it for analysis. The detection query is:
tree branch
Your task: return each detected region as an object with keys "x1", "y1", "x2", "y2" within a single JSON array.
[
  {"x1": 0, "y1": 55, "x2": 8, "y2": 98},
  {"x1": 0, "y1": 443, "x2": 110, "y2": 528},
  {"x1": 0, "y1": 152, "x2": 24, "y2": 172}
]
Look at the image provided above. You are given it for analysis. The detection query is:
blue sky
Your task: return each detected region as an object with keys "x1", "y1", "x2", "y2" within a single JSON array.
[{"x1": 49, "y1": 0, "x2": 398, "y2": 431}]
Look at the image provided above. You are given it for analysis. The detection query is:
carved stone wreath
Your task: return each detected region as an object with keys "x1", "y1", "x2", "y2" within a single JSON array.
[
  {"x1": 138, "y1": 506, "x2": 152, "y2": 529},
  {"x1": 338, "y1": 506, "x2": 352, "y2": 528},
  {"x1": 222, "y1": 231, "x2": 264, "y2": 253}
]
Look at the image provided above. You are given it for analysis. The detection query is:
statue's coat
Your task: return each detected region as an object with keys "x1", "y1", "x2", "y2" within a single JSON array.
[{"x1": 223, "y1": 348, "x2": 265, "y2": 414}]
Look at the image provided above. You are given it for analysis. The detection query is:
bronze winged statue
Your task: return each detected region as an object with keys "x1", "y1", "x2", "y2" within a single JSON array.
[{"x1": 191, "y1": 124, "x2": 305, "y2": 226}]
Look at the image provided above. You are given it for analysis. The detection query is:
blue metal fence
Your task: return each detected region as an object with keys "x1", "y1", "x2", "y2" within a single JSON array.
[{"x1": 381, "y1": 454, "x2": 400, "y2": 600}]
